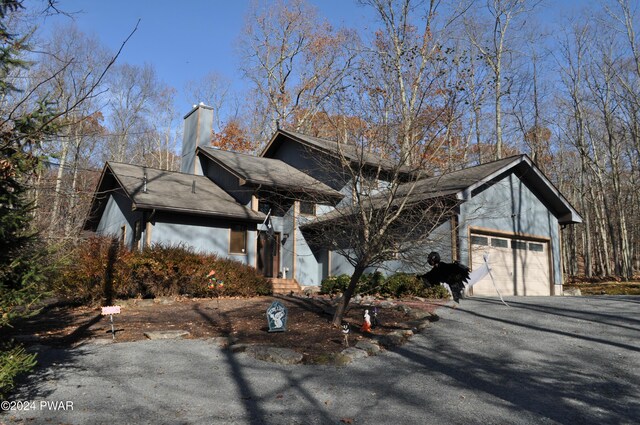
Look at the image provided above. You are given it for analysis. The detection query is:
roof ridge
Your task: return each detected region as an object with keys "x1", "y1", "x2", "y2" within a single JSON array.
[
  {"x1": 427, "y1": 154, "x2": 525, "y2": 179},
  {"x1": 107, "y1": 161, "x2": 215, "y2": 178},
  {"x1": 199, "y1": 146, "x2": 287, "y2": 164}
]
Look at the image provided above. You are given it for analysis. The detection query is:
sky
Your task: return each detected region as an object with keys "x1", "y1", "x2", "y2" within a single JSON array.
[
  {"x1": 30, "y1": 0, "x2": 378, "y2": 114},
  {"x1": 29, "y1": 0, "x2": 594, "y2": 116}
]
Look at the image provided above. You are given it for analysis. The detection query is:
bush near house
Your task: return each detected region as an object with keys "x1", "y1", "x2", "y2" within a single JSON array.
[
  {"x1": 50, "y1": 236, "x2": 271, "y2": 304},
  {"x1": 320, "y1": 272, "x2": 451, "y2": 299}
]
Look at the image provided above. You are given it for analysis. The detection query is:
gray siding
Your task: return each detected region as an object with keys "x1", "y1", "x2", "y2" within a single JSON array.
[
  {"x1": 268, "y1": 141, "x2": 348, "y2": 190},
  {"x1": 294, "y1": 223, "x2": 321, "y2": 286},
  {"x1": 201, "y1": 157, "x2": 253, "y2": 205},
  {"x1": 96, "y1": 190, "x2": 143, "y2": 248},
  {"x1": 149, "y1": 213, "x2": 258, "y2": 266},
  {"x1": 459, "y1": 174, "x2": 562, "y2": 287},
  {"x1": 325, "y1": 220, "x2": 452, "y2": 279}
]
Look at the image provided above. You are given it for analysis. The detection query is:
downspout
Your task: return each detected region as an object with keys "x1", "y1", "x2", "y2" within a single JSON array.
[{"x1": 292, "y1": 200, "x2": 298, "y2": 282}]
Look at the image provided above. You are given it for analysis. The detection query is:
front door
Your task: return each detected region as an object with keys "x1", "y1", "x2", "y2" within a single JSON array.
[{"x1": 257, "y1": 232, "x2": 280, "y2": 278}]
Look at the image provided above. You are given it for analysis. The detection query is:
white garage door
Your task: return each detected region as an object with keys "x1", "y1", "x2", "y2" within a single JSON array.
[{"x1": 469, "y1": 233, "x2": 551, "y2": 296}]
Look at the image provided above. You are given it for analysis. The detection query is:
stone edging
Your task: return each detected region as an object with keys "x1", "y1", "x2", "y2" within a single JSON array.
[{"x1": 233, "y1": 299, "x2": 441, "y2": 366}]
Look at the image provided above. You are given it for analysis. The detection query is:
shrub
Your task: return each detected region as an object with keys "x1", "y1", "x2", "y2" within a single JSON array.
[
  {"x1": 49, "y1": 236, "x2": 271, "y2": 304},
  {"x1": 357, "y1": 272, "x2": 385, "y2": 295},
  {"x1": 320, "y1": 274, "x2": 351, "y2": 295},
  {"x1": 381, "y1": 273, "x2": 420, "y2": 297},
  {"x1": 320, "y1": 271, "x2": 454, "y2": 299},
  {"x1": 0, "y1": 342, "x2": 37, "y2": 400},
  {"x1": 420, "y1": 284, "x2": 451, "y2": 299}
]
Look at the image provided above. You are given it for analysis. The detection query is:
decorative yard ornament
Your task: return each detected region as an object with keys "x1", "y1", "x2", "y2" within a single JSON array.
[
  {"x1": 361, "y1": 309, "x2": 371, "y2": 333},
  {"x1": 341, "y1": 322, "x2": 350, "y2": 347},
  {"x1": 207, "y1": 270, "x2": 225, "y2": 308},
  {"x1": 371, "y1": 307, "x2": 379, "y2": 328},
  {"x1": 266, "y1": 300, "x2": 288, "y2": 332},
  {"x1": 465, "y1": 253, "x2": 509, "y2": 307},
  {"x1": 418, "y1": 251, "x2": 470, "y2": 303}
]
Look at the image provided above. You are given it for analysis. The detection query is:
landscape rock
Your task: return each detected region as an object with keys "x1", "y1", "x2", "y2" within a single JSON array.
[
  {"x1": 360, "y1": 295, "x2": 376, "y2": 306},
  {"x1": 408, "y1": 310, "x2": 438, "y2": 321},
  {"x1": 396, "y1": 305, "x2": 412, "y2": 314},
  {"x1": 398, "y1": 329, "x2": 414, "y2": 337},
  {"x1": 209, "y1": 337, "x2": 234, "y2": 348},
  {"x1": 244, "y1": 345, "x2": 303, "y2": 365},
  {"x1": 301, "y1": 286, "x2": 321, "y2": 297},
  {"x1": 377, "y1": 332, "x2": 407, "y2": 348},
  {"x1": 340, "y1": 347, "x2": 369, "y2": 362},
  {"x1": 144, "y1": 330, "x2": 190, "y2": 340},
  {"x1": 405, "y1": 319, "x2": 431, "y2": 332},
  {"x1": 379, "y1": 301, "x2": 396, "y2": 309},
  {"x1": 355, "y1": 340, "x2": 381, "y2": 355},
  {"x1": 229, "y1": 343, "x2": 251, "y2": 353},
  {"x1": 563, "y1": 288, "x2": 582, "y2": 296}
]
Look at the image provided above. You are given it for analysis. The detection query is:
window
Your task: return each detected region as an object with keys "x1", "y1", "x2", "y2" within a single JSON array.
[
  {"x1": 258, "y1": 200, "x2": 271, "y2": 215},
  {"x1": 230, "y1": 225, "x2": 247, "y2": 254},
  {"x1": 529, "y1": 242, "x2": 544, "y2": 252},
  {"x1": 491, "y1": 238, "x2": 509, "y2": 248},
  {"x1": 512, "y1": 240, "x2": 528, "y2": 250},
  {"x1": 299, "y1": 201, "x2": 316, "y2": 216},
  {"x1": 471, "y1": 235, "x2": 488, "y2": 246}
]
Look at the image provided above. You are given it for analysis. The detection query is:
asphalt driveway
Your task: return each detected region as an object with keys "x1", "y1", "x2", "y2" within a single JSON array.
[{"x1": 2, "y1": 296, "x2": 639, "y2": 424}]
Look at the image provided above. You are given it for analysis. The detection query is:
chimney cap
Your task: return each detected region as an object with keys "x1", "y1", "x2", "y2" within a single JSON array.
[{"x1": 183, "y1": 102, "x2": 215, "y2": 120}]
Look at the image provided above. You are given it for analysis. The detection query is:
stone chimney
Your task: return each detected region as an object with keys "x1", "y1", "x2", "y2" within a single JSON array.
[{"x1": 181, "y1": 103, "x2": 214, "y2": 175}]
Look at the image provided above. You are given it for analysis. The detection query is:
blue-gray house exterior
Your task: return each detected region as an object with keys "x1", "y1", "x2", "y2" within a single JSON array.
[{"x1": 85, "y1": 104, "x2": 582, "y2": 296}]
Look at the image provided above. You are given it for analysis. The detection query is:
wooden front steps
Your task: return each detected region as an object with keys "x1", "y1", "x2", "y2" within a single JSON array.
[{"x1": 270, "y1": 278, "x2": 302, "y2": 294}]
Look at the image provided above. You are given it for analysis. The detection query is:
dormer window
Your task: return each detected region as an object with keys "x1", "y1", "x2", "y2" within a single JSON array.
[{"x1": 299, "y1": 201, "x2": 316, "y2": 216}]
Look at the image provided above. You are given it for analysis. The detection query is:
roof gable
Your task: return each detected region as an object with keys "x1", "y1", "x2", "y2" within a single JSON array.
[
  {"x1": 406, "y1": 155, "x2": 582, "y2": 224},
  {"x1": 261, "y1": 129, "x2": 413, "y2": 177},
  {"x1": 84, "y1": 162, "x2": 265, "y2": 230},
  {"x1": 198, "y1": 147, "x2": 343, "y2": 201}
]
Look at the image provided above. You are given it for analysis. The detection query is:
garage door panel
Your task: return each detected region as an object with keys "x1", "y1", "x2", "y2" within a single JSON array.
[{"x1": 470, "y1": 233, "x2": 550, "y2": 297}]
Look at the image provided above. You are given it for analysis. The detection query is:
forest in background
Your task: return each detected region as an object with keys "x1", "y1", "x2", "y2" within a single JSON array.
[{"x1": 6, "y1": 0, "x2": 639, "y2": 280}]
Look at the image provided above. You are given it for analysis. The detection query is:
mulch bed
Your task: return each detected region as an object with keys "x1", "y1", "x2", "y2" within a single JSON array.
[{"x1": 2, "y1": 295, "x2": 446, "y2": 363}]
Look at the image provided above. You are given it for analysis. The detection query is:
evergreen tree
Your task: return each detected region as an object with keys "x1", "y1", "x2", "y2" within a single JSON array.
[{"x1": 0, "y1": 0, "x2": 58, "y2": 399}]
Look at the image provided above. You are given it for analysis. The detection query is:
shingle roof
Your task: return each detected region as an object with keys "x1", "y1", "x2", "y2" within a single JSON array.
[
  {"x1": 304, "y1": 155, "x2": 582, "y2": 226},
  {"x1": 262, "y1": 129, "x2": 412, "y2": 175},
  {"x1": 396, "y1": 155, "x2": 524, "y2": 201},
  {"x1": 86, "y1": 162, "x2": 265, "y2": 227},
  {"x1": 199, "y1": 147, "x2": 343, "y2": 200}
]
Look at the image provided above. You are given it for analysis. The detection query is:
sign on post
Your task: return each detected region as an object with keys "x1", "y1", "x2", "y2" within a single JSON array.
[
  {"x1": 266, "y1": 301, "x2": 287, "y2": 332},
  {"x1": 101, "y1": 305, "x2": 121, "y2": 340}
]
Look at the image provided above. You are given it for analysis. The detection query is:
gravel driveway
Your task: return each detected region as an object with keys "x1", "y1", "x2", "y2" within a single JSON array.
[{"x1": 2, "y1": 296, "x2": 639, "y2": 424}]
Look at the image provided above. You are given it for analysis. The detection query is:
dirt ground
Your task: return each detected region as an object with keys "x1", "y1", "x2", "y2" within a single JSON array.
[{"x1": 3, "y1": 295, "x2": 444, "y2": 363}]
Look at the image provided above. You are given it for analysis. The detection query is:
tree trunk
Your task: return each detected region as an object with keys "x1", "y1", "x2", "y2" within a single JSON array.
[
  {"x1": 331, "y1": 265, "x2": 366, "y2": 327},
  {"x1": 49, "y1": 128, "x2": 70, "y2": 237}
]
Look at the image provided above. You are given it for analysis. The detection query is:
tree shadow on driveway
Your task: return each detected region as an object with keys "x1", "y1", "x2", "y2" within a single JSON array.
[{"x1": 390, "y1": 297, "x2": 640, "y2": 424}]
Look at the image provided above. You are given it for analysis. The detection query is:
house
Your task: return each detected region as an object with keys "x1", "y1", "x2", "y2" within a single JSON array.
[{"x1": 85, "y1": 104, "x2": 582, "y2": 296}]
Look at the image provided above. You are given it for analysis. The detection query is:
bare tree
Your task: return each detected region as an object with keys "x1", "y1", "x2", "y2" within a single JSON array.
[
  {"x1": 464, "y1": 0, "x2": 541, "y2": 159},
  {"x1": 240, "y1": 0, "x2": 358, "y2": 146},
  {"x1": 103, "y1": 62, "x2": 162, "y2": 163},
  {"x1": 358, "y1": 0, "x2": 470, "y2": 165},
  {"x1": 184, "y1": 71, "x2": 238, "y2": 133},
  {"x1": 298, "y1": 124, "x2": 460, "y2": 326},
  {"x1": 31, "y1": 23, "x2": 110, "y2": 238}
]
